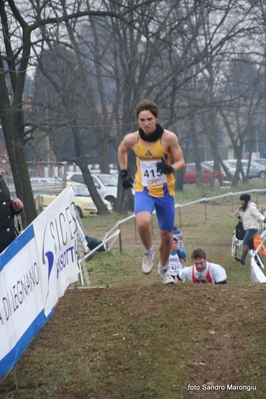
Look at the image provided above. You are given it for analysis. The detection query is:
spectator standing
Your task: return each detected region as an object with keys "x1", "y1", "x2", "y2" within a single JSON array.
[
  {"x1": 0, "y1": 176, "x2": 23, "y2": 253},
  {"x1": 234, "y1": 193, "x2": 266, "y2": 265}
]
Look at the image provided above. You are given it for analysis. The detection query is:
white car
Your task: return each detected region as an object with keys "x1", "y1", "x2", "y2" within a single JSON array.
[
  {"x1": 226, "y1": 159, "x2": 266, "y2": 179},
  {"x1": 30, "y1": 176, "x2": 63, "y2": 189},
  {"x1": 249, "y1": 159, "x2": 266, "y2": 167},
  {"x1": 66, "y1": 172, "x2": 118, "y2": 207}
]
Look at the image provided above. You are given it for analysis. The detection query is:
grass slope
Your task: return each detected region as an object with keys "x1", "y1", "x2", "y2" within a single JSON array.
[{"x1": 1, "y1": 181, "x2": 266, "y2": 399}]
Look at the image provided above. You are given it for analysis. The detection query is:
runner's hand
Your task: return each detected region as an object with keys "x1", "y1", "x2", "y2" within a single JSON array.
[
  {"x1": 121, "y1": 170, "x2": 134, "y2": 189},
  {"x1": 156, "y1": 158, "x2": 174, "y2": 175}
]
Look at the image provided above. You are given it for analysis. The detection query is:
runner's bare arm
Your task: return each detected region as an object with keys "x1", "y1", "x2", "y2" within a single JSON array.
[
  {"x1": 118, "y1": 133, "x2": 137, "y2": 170},
  {"x1": 164, "y1": 131, "x2": 185, "y2": 172}
]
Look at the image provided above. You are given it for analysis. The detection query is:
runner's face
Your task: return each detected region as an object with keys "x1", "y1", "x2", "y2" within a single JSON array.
[
  {"x1": 138, "y1": 110, "x2": 157, "y2": 135},
  {"x1": 193, "y1": 258, "x2": 206, "y2": 272},
  {"x1": 172, "y1": 240, "x2": 178, "y2": 250}
]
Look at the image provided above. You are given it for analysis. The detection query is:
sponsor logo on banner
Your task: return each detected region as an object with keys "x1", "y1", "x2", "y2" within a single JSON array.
[{"x1": 0, "y1": 186, "x2": 78, "y2": 378}]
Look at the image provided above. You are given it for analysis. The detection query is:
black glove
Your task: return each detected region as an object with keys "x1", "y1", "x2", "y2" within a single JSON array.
[
  {"x1": 121, "y1": 170, "x2": 134, "y2": 189},
  {"x1": 156, "y1": 158, "x2": 174, "y2": 175}
]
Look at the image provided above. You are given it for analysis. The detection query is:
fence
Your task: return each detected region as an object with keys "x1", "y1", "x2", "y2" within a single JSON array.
[
  {"x1": 34, "y1": 187, "x2": 266, "y2": 284},
  {"x1": 174, "y1": 188, "x2": 266, "y2": 227},
  {"x1": 100, "y1": 188, "x2": 266, "y2": 242},
  {"x1": 89, "y1": 188, "x2": 266, "y2": 284}
]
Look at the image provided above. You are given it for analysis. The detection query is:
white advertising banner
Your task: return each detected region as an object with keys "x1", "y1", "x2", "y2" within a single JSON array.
[
  {"x1": 33, "y1": 186, "x2": 79, "y2": 316},
  {"x1": 0, "y1": 186, "x2": 78, "y2": 378}
]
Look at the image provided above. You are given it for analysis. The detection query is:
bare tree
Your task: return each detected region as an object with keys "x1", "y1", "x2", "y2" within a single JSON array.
[
  {"x1": 0, "y1": 0, "x2": 159, "y2": 225},
  {"x1": 217, "y1": 56, "x2": 265, "y2": 185},
  {"x1": 169, "y1": 0, "x2": 265, "y2": 187},
  {"x1": 32, "y1": 46, "x2": 111, "y2": 214},
  {"x1": 1, "y1": 0, "x2": 264, "y2": 222}
]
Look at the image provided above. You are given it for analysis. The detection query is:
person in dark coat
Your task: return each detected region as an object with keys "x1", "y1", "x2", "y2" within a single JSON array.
[
  {"x1": 0, "y1": 176, "x2": 24, "y2": 253},
  {"x1": 85, "y1": 235, "x2": 106, "y2": 252}
]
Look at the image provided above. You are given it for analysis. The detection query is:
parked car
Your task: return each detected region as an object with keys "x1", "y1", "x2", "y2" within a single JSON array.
[
  {"x1": 67, "y1": 172, "x2": 118, "y2": 207},
  {"x1": 30, "y1": 176, "x2": 64, "y2": 191},
  {"x1": 30, "y1": 176, "x2": 63, "y2": 183},
  {"x1": 200, "y1": 161, "x2": 228, "y2": 181},
  {"x1": 202, "y1": 160, "x2": 235, "y2": 178},
  {"x1": 252, "y1": 159, "x2": 266, "y2": 167},
  {"x1": 226, "y1": 159, "x2": 266, "y2": 179},
  {"x1": 9, "y1": 176, "x2": 64, "y2": 197},
  {"x1": 88, "y1": 168, "x2": 118, "y2": 175},
  {"x1": 184, "y1": 163, "x2": 214, "y2": 184},
  {"x1": 39, "y1": 182, "x2": 112, "y2": 218},
  {"x1": 221, "y1": 160, "x2": 238, "y2": 179}
]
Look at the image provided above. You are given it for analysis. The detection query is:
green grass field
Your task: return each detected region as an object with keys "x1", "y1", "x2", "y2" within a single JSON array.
[{"x1": 82, "y1": 179, "x2": 266, "y2": 288}]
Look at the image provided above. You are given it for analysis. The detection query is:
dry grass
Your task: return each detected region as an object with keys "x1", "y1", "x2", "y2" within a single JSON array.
[{"x1": 1, "y1": 181, "x2": 266, "y2": 399}]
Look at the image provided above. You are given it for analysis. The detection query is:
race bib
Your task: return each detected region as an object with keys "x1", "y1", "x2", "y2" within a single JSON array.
[{"x1": 139, "y1": 160, "x2": 167, "y2": 187}]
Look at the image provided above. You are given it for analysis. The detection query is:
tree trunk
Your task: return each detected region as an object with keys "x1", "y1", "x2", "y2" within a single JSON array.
[
  {"x1": 2, "y1": 108, "x2": 37, "y2": 227},
  {"x1": 80, "y1": 163, "x2": 110, "y2": 215},
  {"x1": 71, "y1": 123, "x2": 110, "y2": 215},
  {"x1": 98, "y1": 137, "x2": 110, "y2": 173},
  {"x1": 115, "y1": 141, "x2": 135, "y2": 214}
]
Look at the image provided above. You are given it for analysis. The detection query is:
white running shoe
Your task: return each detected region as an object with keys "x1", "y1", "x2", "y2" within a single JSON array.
[
  {"x1": 142, "y1": 251, "x2": 155, "y2": 274},
  {"x1": 158, "y1": 265, "x2": 175, "y2": 284}
]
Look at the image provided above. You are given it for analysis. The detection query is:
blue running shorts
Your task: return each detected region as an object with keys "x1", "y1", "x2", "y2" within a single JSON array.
[{"x1": 134, "y1": 190, "x2": 175, "y2": 231}]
